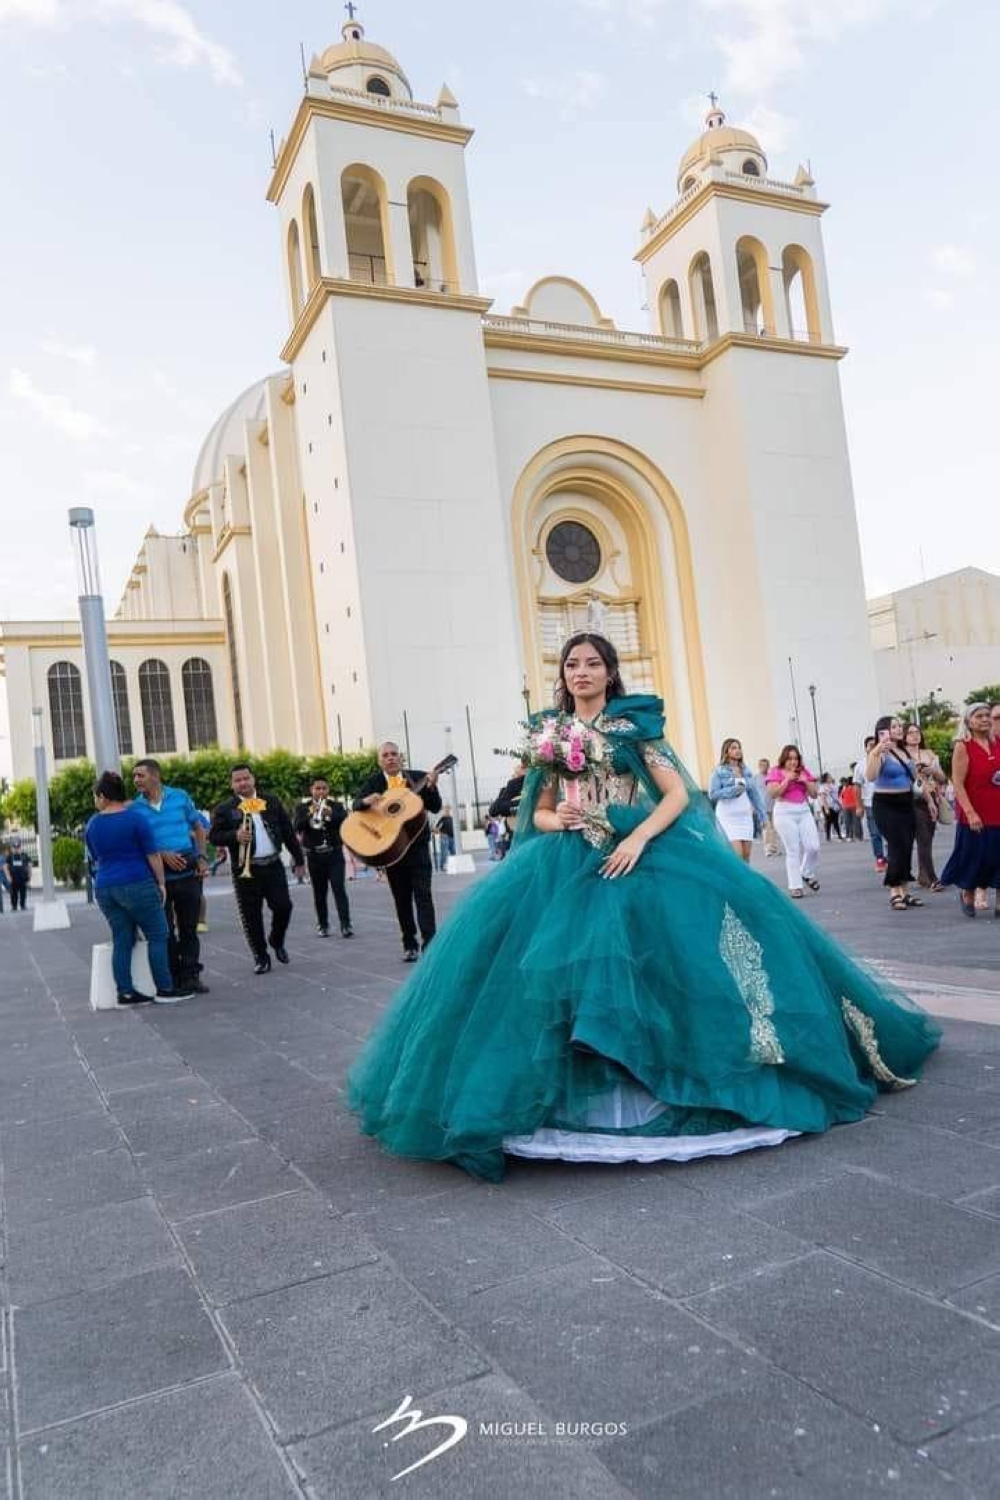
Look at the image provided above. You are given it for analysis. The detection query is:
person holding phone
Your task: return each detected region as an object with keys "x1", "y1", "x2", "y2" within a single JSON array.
[
  {"x1": 865, "y1": 716, "x2": 920, "y2": 911},
  {"x1": 765, "y1": 745, "x2": 820, "y2": 897}
]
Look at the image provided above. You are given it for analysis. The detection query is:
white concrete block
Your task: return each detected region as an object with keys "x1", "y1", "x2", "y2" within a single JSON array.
[
  {"x1": 89, "y1": 939, "x2": 155, "y2": 1011},
  {"x1": 445, "y1": 853, "x2": 477, "y2": 875},
  {"x1": 32, "y1": 899, "x2": 70, "y2": 933}
]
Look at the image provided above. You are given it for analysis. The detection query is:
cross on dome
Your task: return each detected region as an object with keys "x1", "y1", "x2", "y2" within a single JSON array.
[{"x1": 705, "y1": 92, "x2": 726, "y2": 130}]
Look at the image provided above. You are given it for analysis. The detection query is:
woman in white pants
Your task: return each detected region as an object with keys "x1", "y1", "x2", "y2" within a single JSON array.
[{"x1": 766, "y1": 745, "x2": 820, "y2": 899}]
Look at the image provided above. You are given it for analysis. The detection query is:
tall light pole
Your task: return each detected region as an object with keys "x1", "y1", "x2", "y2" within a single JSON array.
[
  {"x1": 808, "y1": 684, "x2": 824, "y2": 777},
  {"x1": 31, "y1": 707, "x2": 70, "y2": 931},
  {"x1": 69, "y1": 508, "x2": 119, "y2": 775}
]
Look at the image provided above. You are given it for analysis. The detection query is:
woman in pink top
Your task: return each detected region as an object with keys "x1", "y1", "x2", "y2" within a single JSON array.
[{"x1": 766, "y1": 745, "x2": 820, "y2": 898}]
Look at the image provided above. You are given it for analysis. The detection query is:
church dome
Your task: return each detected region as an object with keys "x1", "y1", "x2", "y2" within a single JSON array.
[
  {"x1": 677, "y1": 101, "x2": 766, "y2": 193},
  {"x1": 316, "y1": 15, "x2": 412, "y2": 101},
  {"x1": 191, "y1": 374, "x2": 278, "y2": 497}
]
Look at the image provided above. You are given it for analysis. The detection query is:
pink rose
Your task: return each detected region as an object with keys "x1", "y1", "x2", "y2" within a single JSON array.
[{"x1": 566, "y1": 749, "x2": 585, "y2": 772}]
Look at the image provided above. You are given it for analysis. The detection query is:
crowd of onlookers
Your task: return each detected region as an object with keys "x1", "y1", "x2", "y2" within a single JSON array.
[{"x1": 709, "y1": 702, "x2": 1000, "y2": 916}]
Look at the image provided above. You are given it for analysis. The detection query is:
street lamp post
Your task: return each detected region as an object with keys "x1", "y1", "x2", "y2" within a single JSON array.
[
  {"x1": 68, "y1": 508, "x2": 120, "y2": 776},
  {"x1": 808, "y1": 684, "x2": 824, "y2": 777},
  {"x1": 31, "y1": 707, "x2": 70, "y2": 932}
]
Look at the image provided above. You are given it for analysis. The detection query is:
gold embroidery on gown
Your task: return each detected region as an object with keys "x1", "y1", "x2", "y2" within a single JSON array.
[
  {"x1": 719, "y1": 905, "x2": 785, "y2": 1066},
  {"x1": 841, "y1": 998, "x2": 916, "y2": 1089}
]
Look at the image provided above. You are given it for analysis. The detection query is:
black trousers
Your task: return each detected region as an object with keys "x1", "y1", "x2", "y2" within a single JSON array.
[
  {"x1": 872, "y1": 793, "x2": 915, "y2": 888},
  {"x1": 9, "y1": 878, "x2": 28, "y2": 911},
  {"x1": 913, "y1": 798, "x2": 939, "y2": 886},
  {"x1": 307, "y1": 852, "x2": 350, "y2": 930},
  {"x1": 233, "y1": 862, "x2": 292, "y2": 962},
  {"x1": 386, "y1": 839, "x2": 436, "y2": 951},
  {"x1": 164, "y1": 872, "x2": 202, "y2": 984}
]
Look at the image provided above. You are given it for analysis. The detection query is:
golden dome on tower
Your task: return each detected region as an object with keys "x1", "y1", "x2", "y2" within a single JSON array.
[
  {"x1": 677, "y1": 99, "x2": 766, "y2": 192},
  {"x1": 316, "y1": 11, "x2": 412, "y2": 100}
]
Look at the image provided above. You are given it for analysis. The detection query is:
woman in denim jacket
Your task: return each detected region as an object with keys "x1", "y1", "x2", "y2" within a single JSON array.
[{"x1": 709, "y1": 738, "x2": 768, "y2": 863}]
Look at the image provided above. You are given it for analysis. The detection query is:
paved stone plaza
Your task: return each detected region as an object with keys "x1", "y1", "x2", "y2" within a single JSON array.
[{"x1": 0, "y1": 842, "x2": 998, "y2": 1498}]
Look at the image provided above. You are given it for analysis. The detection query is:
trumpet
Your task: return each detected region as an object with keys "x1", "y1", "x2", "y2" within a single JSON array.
[
  {"x1": 309, "y1": 796, "x2": 330, "y2": 831},
  {"x1": 237, "y1": 797, "x2": 267, "y2": 880}
]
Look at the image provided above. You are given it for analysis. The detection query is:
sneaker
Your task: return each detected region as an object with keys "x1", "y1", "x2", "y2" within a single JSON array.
[
  {"x1": 875, "y1": 858, "x2": 887, "y2": 872},
  {"x1": 117, "y1": 991, "x2": 153, "y2": 1005},
  {"x1": 340, "y1": 924, "x2": 354, "y2": 939},
  {"x1": 317, "y1": 925, "x2": 330, "y2": 937},
  {"x1": 196, "y1": 921, "x2": 209, "y2": 933},
  {"x1": 154, "y1": 987, "x2": 195, "y2": 1004},
  {"x1": 187, "y1": 979, "x2": 211, "y2": 995},
  {"x1": 403, "y1": 948, "x2": 419, "y2": 963}
]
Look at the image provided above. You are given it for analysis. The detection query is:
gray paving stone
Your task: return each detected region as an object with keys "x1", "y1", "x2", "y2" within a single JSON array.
[
  {"x1": 7, "y1": 1198, "x2": 179, "y2": 1307},
  {"x1": 110, "y1": 1076, "x2": 222, "y2": 1121},
  {"x1": 548, "y1": 1182, "x2": 811, "y2": 1298},
  {"x1": 219, "y1": 1263, "x2": 488, "y2": 1441},
  {"x1": 878, "y1": 1080, "x2": 1000, "y2": 1136},
  {"x1": 15, "y1": 1267, "x2": 228, "y2": 1432},
  {"x1": 500, "y1": 1156, "x2": 679, "y2": 1212},
  {"x1": 791, "y1": 1117, "x2": 1000, "y2": 1202},
  {"x1": 957, "y1": 1186, "x2": 1000, "y2": 1218},
  {"x1": 89, "y1": 1055, "x2": 194, "y2": 1094},
  {"x1": 0, "y1": 1065, "x2": 102, "y2": 1124},
  {"x1": 74, "y1": 1022, "x2": 180, "y2": 1067},
  {"x1": 253, "y1": 1098, "x2": 353, "y2": 1163},
  {"x1": 452, "y1": 1258, "x2": 762, "y2": 1430},
  {"x1": 0, "y1": 1110, "x2": 121, "y2": 1172},
  {"x1": 924, "y1": 1047, "x2": 1000, "y2": 1091},
  {"x1": 4, "y1": 1148, "x2": 147, "y2": 1226},
  {"x1": 360, "y1": 1187, "x2": 589, "y2": 1306},
  {"x1": 597, "y1": 1368, "x2": 964, "y2": 1499},
  {"x1": 292, "y1": 1373, "x2": 629, "y2": 1499},
  {"x1": 18, "y1": 1373, "x2": 296, "y2": 1498},
  {"x1": 946, "y1": 1273, "x2": 1000, "y2": 1330},
  {"x1": 924, "y1": 1406, "x2": 1000, "y2": 1493},
  {"x1": 217, "y1": 1071, "x2": 341, "y2": 1126},
  {"x1": 750, "y1": 1172, "x2": 1000, "y2": 1295},
  {"x1": 140, "y1": 1138, "x2": 301, "y2": 1221},
  {"x1": 120, "y1": 1103, "x2": 258, "y2": 1161},
  {"x1": 687, "y1": 1251, "x2": 1000, "y2": 1441},
  {"x1": 176, "y1": 1190, "x2": 377, "y2": 1304},
  {"x1": 300, "y1": 1132, "x2": 475, "y2": 1213},
  {"x1": 663, "y1": 1130, "x2": 860, "y2": 1209}
]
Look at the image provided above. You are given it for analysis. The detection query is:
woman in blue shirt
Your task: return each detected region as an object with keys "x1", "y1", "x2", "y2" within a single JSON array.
[
  {"x1": 864, "y1": 716, "x2": 921, "y2": 912},
  {"x1": 85, "y1": 772, "x2": 193, "y2": 1005},
  {"x1": 708, "y1": 737, "x2": 768, "y2": 862}
]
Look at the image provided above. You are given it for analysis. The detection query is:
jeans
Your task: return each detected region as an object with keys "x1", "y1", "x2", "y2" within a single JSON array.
[
  {"x1": 864, "y1": 807, "x2": 885, "y2": 862},
  {"x1": 96, "y1": 880, "x2": 173, "y2": 996}
]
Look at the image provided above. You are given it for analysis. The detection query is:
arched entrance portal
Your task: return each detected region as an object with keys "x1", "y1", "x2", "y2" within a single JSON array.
[{"x1": 511, "y1": 438, "x2": 712, "y2": 779}]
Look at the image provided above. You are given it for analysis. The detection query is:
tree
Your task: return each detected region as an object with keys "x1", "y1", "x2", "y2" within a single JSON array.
[
  {"x1": 52, "y1": 836, "x2": 86, "y2": 886},
  {"x1": 50, "y1": 761, "x2": 100, "y2": 833},
  {"x1": 922, "y1": 726, "x2": 955, "y2": 778},
  {"x1": 909, "y1": 694, "x2": 958, "y2": 731},
  {"x1": 965, "y1": 684, "x2": 1000, "y2": 706},
  {"x1": 1, "y1": 780, "x2": 37, "y2": 830}
]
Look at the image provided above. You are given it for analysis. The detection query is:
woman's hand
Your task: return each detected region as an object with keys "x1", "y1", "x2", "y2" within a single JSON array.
[
  {"x1": 968, "y1": 810, "x2": 984, "y2": 833},
  {"x1": 555, "y1": 800, "x2": 585, "y2": 830},
  {"x1": 600, "y1": 831, "x2": 648, "y2": 879}
]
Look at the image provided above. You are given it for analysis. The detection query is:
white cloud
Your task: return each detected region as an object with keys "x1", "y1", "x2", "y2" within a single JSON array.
[
  {"x1": 0, "y1": 0, "x2": 241, "y2": 87},
  {"x1": 923, "y1": 288, "x2": 955, "y2": 311},
  {"x1": 737, "y1": 101, "x2": 797, "y2": 153},
  {"x1": 700, "y1": 0, "x2": 896, "y2": 95},
  {"x1": 40, "y1": 338, "x2": 97, "y2": 367},
  {"x1": 574, "y1": 0, "x2": 669, "y2": 25},
  {"x1": 83, "y1": 469, "x2": 151, "y2": 500},
  {"x1": 931, "y1": 243, "x2": 976, "y2": 278},
  {"x1": 521, "y1": 69, "x2": 606, "y2": 118},
  {"x1": 8, "y1": 368, "x2": 107, "y2": 440}
]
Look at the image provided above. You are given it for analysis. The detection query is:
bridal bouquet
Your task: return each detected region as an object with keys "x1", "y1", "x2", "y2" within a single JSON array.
[{"x1": 508, "y1": 715, "x2": 604, "y2": 807}]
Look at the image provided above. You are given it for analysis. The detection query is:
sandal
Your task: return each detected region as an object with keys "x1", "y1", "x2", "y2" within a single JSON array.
[
  {"x1": 889, "y1": 895, "x2": 907, "y2": 911},
  {"x1": 930, "y1": 882, "x2": 947, "y2": 893},
  {"x1": 790, "y1": 889, "x2": 804, "y2": 899},
  {"x1": 959, "y1": 893, "x2": 976, "y2": 919},
  {"x1": 803, "y1": 877, "x2": 820, "y2": 892},
  {"x1": 903, "y1": 894, "x2": 924, "y2": 907}
]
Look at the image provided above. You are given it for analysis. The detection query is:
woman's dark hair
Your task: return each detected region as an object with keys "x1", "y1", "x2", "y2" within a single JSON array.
[
  {"x1": 904, "y1": 722, "x2": 926, "y2": 750},
  {"x1": 776, "y1": 744, "x2": 801, "y2": 768},
  {"x1": 874, "y1": 715, "x2": 896, "y2": 738},
  {"x1": 554, "y1": 633, "x2": 625, "y2": 712},
  {"x1": 95, "y1": 771, "x2": 126, "y2": 802},
  {"x1": 719, "y1": 737, "x2": 743, "y2": 766}
]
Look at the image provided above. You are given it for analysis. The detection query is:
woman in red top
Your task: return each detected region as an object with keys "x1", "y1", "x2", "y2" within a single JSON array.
[{"x1": 941, "y1": 703, "x2": 1000, "y2": 918}]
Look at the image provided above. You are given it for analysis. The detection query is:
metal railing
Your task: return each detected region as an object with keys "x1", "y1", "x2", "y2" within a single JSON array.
[{"x1": 346, "y1": 255, "x2": 458, "y2": 294}]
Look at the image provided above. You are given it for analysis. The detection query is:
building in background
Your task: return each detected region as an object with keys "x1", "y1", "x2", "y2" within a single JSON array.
[
  {"x1": 868, "y1": 568, "x2": 1000, "y2": 715},
  {"x1": 0, "y1": 12, "x2": 879, "y2": 788}
]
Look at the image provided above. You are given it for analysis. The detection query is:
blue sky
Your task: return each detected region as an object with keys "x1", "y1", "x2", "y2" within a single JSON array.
[{"x1": 0, "y1": 2, "x2": 996, "y2": 643}]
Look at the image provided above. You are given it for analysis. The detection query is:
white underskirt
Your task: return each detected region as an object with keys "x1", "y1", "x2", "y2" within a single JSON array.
[{"x1": 502, "y1": 1080, "x2": 798, "y2": 1164}]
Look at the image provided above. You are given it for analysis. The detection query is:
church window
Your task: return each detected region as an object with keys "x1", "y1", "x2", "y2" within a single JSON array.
[
  {"x1": 545, "y1": 521, "x2": 601, "y2": 585},
  {"x1": 658, "y1": 279, "x2": 683, "y2": 339},
  {"x1": 110, "y1": 661, "x2": 133, "y2": 756},
  {"x1": 138, "y1": 660, "x2": 177, "y2": 754},
  {"x1": 366, "y1": 75, "x2": 391, "y2": 96},
  {"x1": 182, "y1": 658, "x2": 218, "y2": 749},
  {"x1": 303, "y1": 184, "x2": 321, "y2": 287},
  {"x1": 222, "y1": 574, "x2": 245, "y2": 747},
  {"x1": 47, "y1": 661, "x2": 86, "y2": 761},
  {"x1": 287, "y1": 219, "x2": 304, "y2": 320},
  {"x1": 737, "y1": 236, "x2": 775, "y2": 336},
  {"x1": 688, "y1": 252, "x2": 719, "y2": 341},
  {"x1": 407, "y1": 177, "x2": 459, "y2": 293},
  {"x1": 342, "y1": 164, "x2": 392, "y2": 286},
  {"x1": 743, "y1": 160, "x2": 760, "y2": 176},
  {"x1": 782, "y1": 244, "x2": 822, "y2": 343}
]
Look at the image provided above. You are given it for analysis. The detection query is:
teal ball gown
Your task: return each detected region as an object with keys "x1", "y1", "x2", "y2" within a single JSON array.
[{"x1": 348, "y1": 697, "x2": 940, "y2": 1183}]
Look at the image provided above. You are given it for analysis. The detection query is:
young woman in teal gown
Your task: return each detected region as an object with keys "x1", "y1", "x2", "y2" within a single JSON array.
[{"x1": 348, "y1": 634, "x2": 940, "y2": 1183}]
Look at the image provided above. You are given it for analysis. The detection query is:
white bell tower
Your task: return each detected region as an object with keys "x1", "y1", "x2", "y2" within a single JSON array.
[{"x1": 264, "y1": 9, "x2": 521, "y2": 786}]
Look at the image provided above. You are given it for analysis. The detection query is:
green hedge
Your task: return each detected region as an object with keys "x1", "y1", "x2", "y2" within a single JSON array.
[
  {"x1": 52, "y1": 836, "x2": 86, "y2": 887},
  {"x1": 1, "y1": 747, "x2": 379, "y2": 835}
]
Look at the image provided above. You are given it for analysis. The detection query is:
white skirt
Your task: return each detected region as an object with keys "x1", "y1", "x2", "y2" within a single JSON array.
[{"x1": 715, "y1": 791, "x2": 755, "y2": 842}]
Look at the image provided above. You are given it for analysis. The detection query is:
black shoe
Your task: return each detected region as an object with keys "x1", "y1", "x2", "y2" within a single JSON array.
[
  {"x1": 154, "y1": 987, "x2": 195, "y2": 1005},
  {"x1": 186, "y1": 979, "x2": 210, "y2": 995},
  {"x1": 403, "y1": 948, "x2": 419, "y2": 963},
  {"x1": 273, "y1": 946, "x2": 290, "y2": 964},
  {"x1": 317, "y1": 925, "x2": 330, "y2": 937},
  {"x1": 340, "y1": 925, "x2": 354, "y2": 938},
  {"x1": 253, "y1": 957, "x2": 272, "y2": 975},
  {"x1": 117, "y1": 991, "x2": 153, "y2": 1005}
]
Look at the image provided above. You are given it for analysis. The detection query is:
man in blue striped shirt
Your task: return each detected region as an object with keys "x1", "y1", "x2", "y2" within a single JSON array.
[{"x1": 133, "y1": 759, "x2": 209, "y2": 994}]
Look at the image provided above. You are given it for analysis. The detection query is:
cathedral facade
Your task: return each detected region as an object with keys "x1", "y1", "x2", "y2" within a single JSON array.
[{"x1": 1, "y1": 15, "x2": 878, "y2": 791}]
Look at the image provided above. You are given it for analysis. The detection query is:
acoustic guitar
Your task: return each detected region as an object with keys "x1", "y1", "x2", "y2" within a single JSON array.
[{"x1": 341, "y1": 755, "x2": 458, "y2": 869}]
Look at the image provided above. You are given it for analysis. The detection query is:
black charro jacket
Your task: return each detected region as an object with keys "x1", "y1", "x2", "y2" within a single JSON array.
[{"x1": 209, "y1": 792, "x2": 304, "y2": 867}]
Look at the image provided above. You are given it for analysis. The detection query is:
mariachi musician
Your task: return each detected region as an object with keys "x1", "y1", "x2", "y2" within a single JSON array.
[
  {"x1": 209, "y1": 764, "x2": 304, "y2": 975},
  {"x1": 294, "y1": 777, "x2": 353, "y2": 939},
  {"x1": 352, "y1": 741, "x2": 441, "y2": 962}
]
